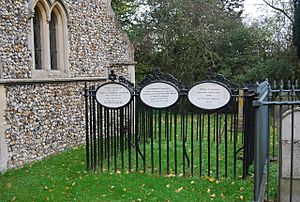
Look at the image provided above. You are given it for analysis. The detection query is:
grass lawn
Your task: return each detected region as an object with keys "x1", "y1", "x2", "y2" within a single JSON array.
[
  {"x1": 0, "y1": 145, "x2": 254, "y2": 202},
  {"x1": 95, "y1": 113, "x2": 246, "y2": 179}
]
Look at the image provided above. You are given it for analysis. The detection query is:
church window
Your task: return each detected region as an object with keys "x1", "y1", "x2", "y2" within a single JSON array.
[
  {"x1": 49, "y1": 12, "x2": 58, "y2": 70},
  {"x1": 29, "y1": 0, "x2": 69, "y2": 77},
  {"x1": 33, "y1": 7, "x2": 42, "y2": 70}
]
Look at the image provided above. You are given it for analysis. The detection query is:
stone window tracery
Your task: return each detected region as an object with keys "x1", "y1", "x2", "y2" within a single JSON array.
[{"x1": 29, "y1": 0, "x2": 69, "y2": 78}]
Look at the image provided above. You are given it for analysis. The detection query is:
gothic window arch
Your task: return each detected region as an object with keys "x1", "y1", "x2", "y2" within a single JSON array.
[
  {"x1": 50, "y1": 11, "x2": 58, "y2": 70},
  {"x1": 33, "y1": 7, "x2": 42, "y2": 70},
  {"x1": 32, "y1": 1, "x2": 48, "y2": 70},
  {"x1": 49, "y1": 2, "x2": 69, "y2": 71},
  {"x1": 29, "y1": 0, "x2": 69, "y2": 78}
]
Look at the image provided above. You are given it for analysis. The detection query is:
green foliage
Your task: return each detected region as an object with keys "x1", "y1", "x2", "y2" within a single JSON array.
[
  {"x1": 245, "y1": 58, "x2": 296, "y2": 82},
  {"x1": 221, "y1": 0, "x2": 245, "y2": 13},
  {"x1": 130, "y1": 0, "x2": 246, "y2": 84},
  {"x1": 112, "y1": 0, "x2": 299, "y2": 84},
  {"x1": 111, "y1": 0, "x2": 137, "y2": 25},
  {"x1": 293, "y1": 2, "x2": 300, "y2": 56}
]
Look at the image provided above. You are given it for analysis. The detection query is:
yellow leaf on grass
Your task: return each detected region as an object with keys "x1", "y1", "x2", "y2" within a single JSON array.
[
  {"x1": 6, "y1": 183, "x2": 12, "y2": 189},
  {"x1": 175, "y1": 187, "x2": 184, "y2": 193},
  {"x1": 166, "y1": 174, "x2": 175, "y2": 178}
]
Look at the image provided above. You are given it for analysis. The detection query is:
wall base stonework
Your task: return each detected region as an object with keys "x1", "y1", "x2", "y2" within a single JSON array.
[
  {"x1": 0, "y1": 85, "x2": 8, "y2": 172},
  {"x1": 3, "y1": 80, "x2": 105, "y2": 170}
]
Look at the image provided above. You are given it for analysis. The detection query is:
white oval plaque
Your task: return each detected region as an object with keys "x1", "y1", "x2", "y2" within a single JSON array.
[
  {"x1": 188, "y1": 82, "x2": 231, "y2": 110},
  {"x1": 96, "y1": 83, "x2": 132, "y2": 108},
  {"x1": 140, "y1": 82, "x2": 179, "y2": 108}
]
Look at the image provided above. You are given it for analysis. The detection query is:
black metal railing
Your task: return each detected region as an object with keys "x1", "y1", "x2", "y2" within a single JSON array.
[
  {"x1": 84, "y1": 70, "x2": 256, "y2": 180},
  {"x1": 83, "y1": 71, "x2": 300, "y2": 201}
]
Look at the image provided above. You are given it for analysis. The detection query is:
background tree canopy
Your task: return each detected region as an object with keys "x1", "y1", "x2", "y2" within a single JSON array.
[{"x1": 112, "y1": 0, "x2": 299, "y2": 85}]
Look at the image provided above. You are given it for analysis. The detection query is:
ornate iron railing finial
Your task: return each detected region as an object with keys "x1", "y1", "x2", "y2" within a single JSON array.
[{"x1": 108, "y1": 70, "x2": 117, "y2": 81}]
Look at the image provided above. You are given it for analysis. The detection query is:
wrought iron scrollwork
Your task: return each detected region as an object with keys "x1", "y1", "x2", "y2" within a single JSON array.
[
  {"x1": 205, "y1": 67, "x2": 239, "y2": 89},
  {"x1": 108, "y1": 70, "x2": 117, "y2": 81},
  {"x1": 137, "y1": 68, "x2": 184, "y2": 90},
  {"x1": 108, "y1": 69, "x2": 134, "y2": 89},
  {"x1": 118, "y1": 76, "x2": 134, "y2": 89}
]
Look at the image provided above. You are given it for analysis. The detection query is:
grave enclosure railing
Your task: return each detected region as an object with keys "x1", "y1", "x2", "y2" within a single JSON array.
[
  {"x1": 84, "y1": 70, "x2": 256, "y2": 180},
  {"x1": 253, "y1": 80, "x2": 300, "y2": 202}
]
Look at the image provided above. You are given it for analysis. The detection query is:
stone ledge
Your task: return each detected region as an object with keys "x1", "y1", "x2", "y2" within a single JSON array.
[
  {"x1": 0, "y1": 77, "x2": 108, "y2": 85},
  {"x1": 110, "y1": 62, "x2": 137, "y2": 67}
]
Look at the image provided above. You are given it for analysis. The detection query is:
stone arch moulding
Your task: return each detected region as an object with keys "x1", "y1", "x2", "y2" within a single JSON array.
[
  {"x1": 49, "y1": 1, "x2": 70, "y2": 23},
  {"x1": 28, "y1": 0, "x2": 51, "y2": 19},
  {"x1": 49, "y1": 1, "x2": 70, "y2": 74},
  {"x1": 32, "y1": 1, "x2": 49, "y2": 70},
  {"x1": 28, "y1": 0, "x2": 70, "y2": 79}
]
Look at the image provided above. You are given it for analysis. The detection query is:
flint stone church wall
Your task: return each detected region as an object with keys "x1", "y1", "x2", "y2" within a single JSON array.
[{"x1": 0, "y1": 0, "x2": 135, "y2": 171}]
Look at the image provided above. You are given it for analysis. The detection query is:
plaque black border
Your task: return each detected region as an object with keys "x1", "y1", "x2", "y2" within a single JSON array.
[
  {"x1": 187, "y1": 80, "x2": 232, "y2": 111},
  {"x1": 139, "y1": 80, "x2": 180, "y2": 109},
  {"x1": 95, "y1": 82, "x2": 133, "y2": 109}
]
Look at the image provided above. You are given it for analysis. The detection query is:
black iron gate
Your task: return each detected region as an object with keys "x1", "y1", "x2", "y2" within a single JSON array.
[{"x1": 84, "y1": 70, "x2": 256, "y2": 180}]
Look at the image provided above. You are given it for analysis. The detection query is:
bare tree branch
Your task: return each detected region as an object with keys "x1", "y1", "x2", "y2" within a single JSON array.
[{"x1": 262, "y1": 0, "x2": 294, "y2": 22}]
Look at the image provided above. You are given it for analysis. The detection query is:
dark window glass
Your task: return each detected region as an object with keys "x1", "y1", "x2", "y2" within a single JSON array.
[
  {"x1": 50, "y1": 12, "x2": 58, "y2": 70},
  {"x1": 33, "y1": 8, "x2": 42, "y2": 70}
]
